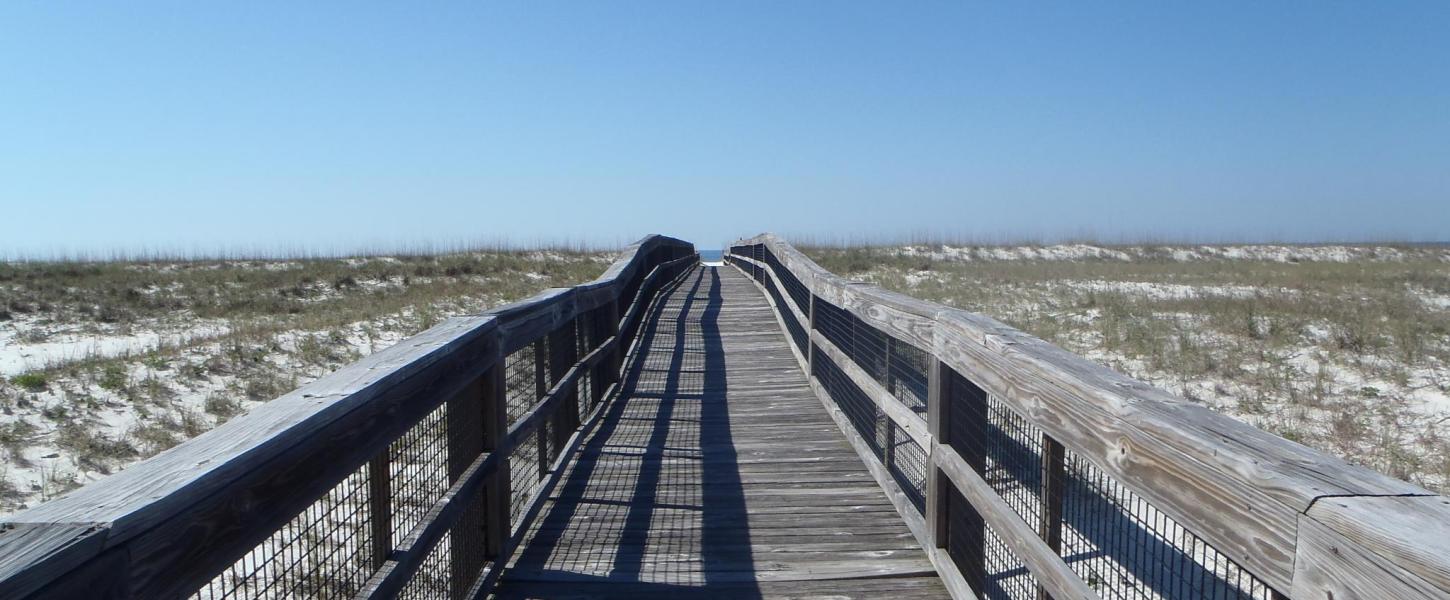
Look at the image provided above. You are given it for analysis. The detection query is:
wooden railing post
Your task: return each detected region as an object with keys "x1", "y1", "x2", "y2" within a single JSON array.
[
  {"x1": 368, "y1": 450, "x2": 392, "y2": 570},
  {"x1": 447, "y1": 376, "x2": 488, "y2": 600},
  {"x1": 534, "y1": 338, "x2": 549, "y2": 480},
  {"x1": 1037, "y1": 435, "x2": 1066, "y2": 600},
  {"x1": 604, "y1": 298, "x2": 622, "y2": 384},
  {"x1": 925, "y1": 359, "x2": 949, "y2": 550},
  {"x1": 547, "y1": 320, "x2": 579, "y2": 465},
  {"x1": 882, "y1": 337, "x2": 897, "y2": 468},
  {"x1": 957, "y1": 374, "x2": 990, "y2": 594},
  {"x1": 587, "y1": 308, "x2": 606, "y2": 410},
  {"x1": 806, "y1": 278, "x2": 818, "y2": 375},
  {"x1": 481, "y1": 357, "x2": 510, "y2": 561}
]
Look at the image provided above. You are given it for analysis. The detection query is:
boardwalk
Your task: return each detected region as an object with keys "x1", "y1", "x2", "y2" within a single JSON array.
[
  {"x1": 494, "y1": 266, "x2": 948, "y2": 598},
  {"x1": 11, "y1": 236, "x2": 1436, "y2": 600}
]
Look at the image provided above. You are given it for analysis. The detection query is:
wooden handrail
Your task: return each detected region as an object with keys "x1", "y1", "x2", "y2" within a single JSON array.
[
  {"x1": 0, "y1": 234, "x2": 697, "y2": 600},
  {"x1": 728, "y1": 233, "x2": 1450, "y2": 600}
]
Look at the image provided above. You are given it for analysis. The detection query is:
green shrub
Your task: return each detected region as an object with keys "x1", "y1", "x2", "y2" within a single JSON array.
[
  {"x1": 99, "y1": 364, "x2": 128, "y2": 391},
  {"x1": 10, "y1": 373, "x2": 47, "y2": 393}
]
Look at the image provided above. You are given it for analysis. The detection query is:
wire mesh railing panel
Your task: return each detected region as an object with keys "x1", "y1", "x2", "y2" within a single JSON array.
[
  {"x1": 943, "y1": 365, "x2": 1284, "y2": 599},
  {"x1": 813, "y1": 353, "x2": 884, "y2": 460},
  {"x1": 191, "y1": 465, "x2": 373, "y2": 600},
  {"x1": 575, "y1": 310, "x2": 595, "y2": 359},
  {"x1": 762, "y1": 267, "x2": 809, "y2": 355},
  {"x1": 946, "y1": 372, "x2": 1047, "y2": 534},
  {"x1": 887, "y1": 338, "x2": 930, "y2": 415},
  {"x1": 814, "y1": 299, "x2": 855, "y2": 361},
  {"x1": 1059, "y1": 448, "x2": 1279, "y2": 600},
  {"x1": 945, "y1": 484, "x2": 1045, "y2": 600},
  {"x1": 762, "y1": 245, "x2": 811, "y2": 314},
  {"x1": 397, "y1": 531, "x2": 451, "y2": 600},
  {"x1": 510, "y1": 421, "x2": 543, "y2": 528},
  {"x1": 889, "y1": 421, "x2": 927, "y2": 513},
  {"x1": 985, "y1": 523, "x2": 1043, "y2": 600},
  {"x1": 947, "y1": 378, "x2": 1036, "y2": 529},
  {"x1": 505, "y1": 341, "x2": 545, "y2": 426},
  {"x1": 390, "y1": 404, "x2": 450, "y2": 541},
  {"x1": 853, "y1": 318, "x2": 891, "y2": 383}
]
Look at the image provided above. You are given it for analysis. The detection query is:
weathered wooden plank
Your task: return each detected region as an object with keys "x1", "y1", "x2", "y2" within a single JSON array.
[
  {"x1": 492, "y1": 577, "x2": 949, "y2": 600},
  {"x1": 1292, "y1": 496, "x2": 1450, "y2": 599},
  {"x1": 1291, "y1": 510, "x2": 1450, "y2": 600},
  {"x1": 0, "y1": 523, "x2": 112, "y2": 598}
]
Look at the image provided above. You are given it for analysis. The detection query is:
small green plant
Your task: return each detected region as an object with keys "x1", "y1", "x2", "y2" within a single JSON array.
[
  {"x1": 99, "y1": 363, "x2": 128, "y2": 392},
  {"x1": 10, "y1": 373, "x2": 47, "y2": 393},
  {"x1": 143, "y1": 353, "x2": 170, "y2": 371}
]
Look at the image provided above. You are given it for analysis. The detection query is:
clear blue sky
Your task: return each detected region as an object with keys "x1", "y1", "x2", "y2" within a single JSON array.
[{"x1": 2, "y1": 2, "x2": 1447, "y2": 255}]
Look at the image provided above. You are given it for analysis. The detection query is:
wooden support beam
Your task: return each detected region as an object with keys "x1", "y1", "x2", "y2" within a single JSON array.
[
  {"x1": 1037, "y1": 435, "x2": 1066, "y2": 600},
  {"x1": 925, "y1": 359, "x2": 949, "y2": 550},
  {"x1": 532, "y1": 338, "x2": 549, "y2": 481},
  {"x1": 547, "y1": 320, "x2": 578, "y2": 465},
  {"x1": 481, "y1": 361, "x2": 509, "y2": 561},
  {"x1": 368, "y1": 450, "x2": 392, "y2": 570}
]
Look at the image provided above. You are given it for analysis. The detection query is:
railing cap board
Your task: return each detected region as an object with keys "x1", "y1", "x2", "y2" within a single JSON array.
[
  {"x1": 589, "y1": 234, "x2": 694, "y2": 286},
  {"x1": 1294, "y1": 495, "x2": 1450, "y2": 598},
  {"x1": 734, "y1": 232, "x2": 1449, "y2": 595},
  {"x1": 483, "y1": 235, "x2": 697, "y2": 355},
  {"x1": 0, "y1": 233, "x2": 693, "y2": 599}
]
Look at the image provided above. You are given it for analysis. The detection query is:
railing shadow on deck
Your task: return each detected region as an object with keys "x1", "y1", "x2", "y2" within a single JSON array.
[{"x1": 498, "y1": 267, "x2": 764, "y2": 598}]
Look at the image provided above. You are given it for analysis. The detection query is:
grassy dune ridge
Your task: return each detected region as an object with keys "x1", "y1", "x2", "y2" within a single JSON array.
[
  {"x1": 0, "y1": 248, "x2": 613, "y2": 513},
  {"x1": 803, "y1": 243, "x2": 1450, "y2": 492}
]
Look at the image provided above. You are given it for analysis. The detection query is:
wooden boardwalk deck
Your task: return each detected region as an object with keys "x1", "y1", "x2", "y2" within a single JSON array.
[{"x1": 494, "y1": 266, "x2": 947, "y2": 599}]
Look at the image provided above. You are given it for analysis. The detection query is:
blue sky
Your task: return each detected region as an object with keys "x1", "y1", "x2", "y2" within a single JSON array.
[{"x1": 2, "y1": 2, "x2": 1447, "y2": 255}]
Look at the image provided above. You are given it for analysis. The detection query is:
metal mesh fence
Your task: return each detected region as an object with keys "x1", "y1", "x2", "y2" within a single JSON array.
[
  {"x1": 390, "y1": 404, "x2": 451, "y2": 541},
  {"x1": 761, "y1": 245, "x2": 811, "y2": 313},
  {"x1": 191, "y1": 465, "x2": 374, "y2": 600},
  {"x1": 813, "y1": 354, "x2": 883, "y2": 458},
  {"x1": 946, "y1": 366, "x2": 1282, "y2": 600},
  {"x1": 887, "y1": 338, "x2": 930, "y2": 415},
  {"x1": 761, "y1": 264, "x2": 809, "y2": 355},
  {"x1": 945, "y1": 483, "x2": 1045, "y2": 600},
  {"x1": 1059, "y1": 448, "x2": 1280, "y2": 600},
  {"x1": 889, "y1": 420, "x2": 928, "y2": 512}
]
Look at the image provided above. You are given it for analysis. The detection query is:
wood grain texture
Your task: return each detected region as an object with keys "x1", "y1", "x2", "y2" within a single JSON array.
[
  {"x1": 1291, "y1": 511, "x2": 1450, "y2": 600},
  {"x1": 1292, "y1": 496, "x2": 1450, "y2": 599}
]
